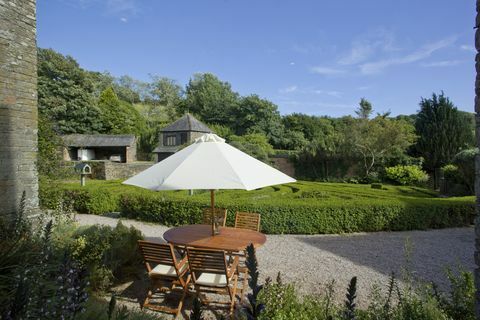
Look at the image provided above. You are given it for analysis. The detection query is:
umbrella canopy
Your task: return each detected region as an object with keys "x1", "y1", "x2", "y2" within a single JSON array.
[
  {"x1": 123, "y1": 133, "x2": 295, "y2": 191},
  {"x1": 123, "y1": 133, "x2": 296, "y2": 235}
]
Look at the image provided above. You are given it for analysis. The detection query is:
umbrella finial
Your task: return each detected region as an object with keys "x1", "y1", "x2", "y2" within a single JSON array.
[{"x1": 195, "y1": 133, "x2": 225, "y2": 143}]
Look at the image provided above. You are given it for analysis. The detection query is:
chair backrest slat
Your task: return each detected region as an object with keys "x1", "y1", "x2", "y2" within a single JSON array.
[
  {"x1": 235, "y1": 212, "x2": 261, "y2": 231},
  {"x1": 187, "y1": 247, "x2": 227, "y2": 275},
  {"x1": 202, "y1": 208, "x2": 227, "y2": 227},
  {"x1": 138, "y1": 240, "x2": 176, "y2": 266}
]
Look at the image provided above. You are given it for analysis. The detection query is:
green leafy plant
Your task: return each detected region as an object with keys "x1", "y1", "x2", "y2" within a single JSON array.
[
  {"x1": 41, "y1": 180, "x2": 475, "y2": 235},
  {"x1": 190, "y1": 295, "x2": 204, "y2": 320},
  {"x1": 343, "y1": 277, "x2": 357, "y2": 320},
  {"x1": 241, "y1": 244, "x2": 265, "y2": 319},
  {"x1": 385, "y1": 165, "x2": 429, "y2": 186}
]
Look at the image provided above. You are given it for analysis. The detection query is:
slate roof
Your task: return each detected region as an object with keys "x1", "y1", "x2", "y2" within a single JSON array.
[
  {"x1": 63, "y1": 134, "x2": 136, "y2": 147},
  {"x1": 152, "y1": 145, "x2": 180, "y2": 153},
  {"x1": 161, "y1": 113, "x2": 212, "y2": 133}
]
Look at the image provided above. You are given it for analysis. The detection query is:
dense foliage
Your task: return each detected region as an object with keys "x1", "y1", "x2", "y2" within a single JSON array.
[
  {"x1": 40, "y1": 180, "x2": 474, "y2": 234},
  {"x1": 442, "y1": 148, "x2": 478, "y2": 196},
  {"x1": 255, "y1": 270, "x2": 473, "y2": 320},
  {"x1": 414, "y1": 92, "x2": 475, "y2": 186},
  {"x1": 0, "y1": 193, "x2": 147, "y2": 319},
  {"x1": 37, "y1": 48, "x2": 475, "y2": 185},
  {"x1": 385, "y1": 165, "x2": 429, "y2": 186}
]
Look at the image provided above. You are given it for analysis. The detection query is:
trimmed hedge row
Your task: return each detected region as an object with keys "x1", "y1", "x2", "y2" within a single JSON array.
[{"x1": 40, "y1": 181, "x2": 475, "y2": 234}]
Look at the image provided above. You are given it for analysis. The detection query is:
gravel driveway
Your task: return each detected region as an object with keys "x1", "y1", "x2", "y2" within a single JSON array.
[{"x1": 76, "y1": 214, "x2": 474, "y2": 314}]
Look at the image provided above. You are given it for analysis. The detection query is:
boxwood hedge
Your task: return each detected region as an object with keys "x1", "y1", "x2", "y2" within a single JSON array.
[{"x1": 39, "y1": 180, "x2": 475, "y2": 234}]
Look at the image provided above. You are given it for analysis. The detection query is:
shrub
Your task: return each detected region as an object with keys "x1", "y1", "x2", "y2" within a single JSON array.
[
  {"x1": 385, "y1": 165, "x2": 429, "y2": 186},
  {"x1": 64, "y1": 222, "x2": 144, "y2": 291},
  {"x1": 41, "y1": 181, "x2": 475, "y2": 234},
  {"x1": 442, "y1": 148, "x2": 477, "y2": 196},
  {"x1": 1, "y1": 194, "x2": 89, "y2": 319},
  {"x1": 52, "y1": 220, "x2": 143, "y2": 291}
]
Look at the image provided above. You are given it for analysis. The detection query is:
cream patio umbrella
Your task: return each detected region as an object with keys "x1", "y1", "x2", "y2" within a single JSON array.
[{"x1": 123, "y1": 133, "x2": 296, "y2": 235}]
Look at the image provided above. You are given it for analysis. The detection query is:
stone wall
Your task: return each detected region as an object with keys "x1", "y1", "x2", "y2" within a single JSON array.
[
  {"x1": 0, "y1": 0, "x2": 39, "y2": 215},
  {"x1": 475, "y1": 1, "x2": 480, "y2": 316},
  {"x1": 104, "y1": 161, "x2": 153, "y2": 180},
  {"x1": 126, "y1": 144, "x2": 136, "y2": 163},
  {"x1": 77, "y1": 161, "x2": 154, "y2": 180},
  {"x1": 270, "y1": 155, "x2": 295, "y2": 177}
]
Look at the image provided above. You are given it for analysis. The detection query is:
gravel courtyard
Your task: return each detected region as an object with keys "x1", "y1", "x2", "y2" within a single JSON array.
[{"x1": 76, "y1": 214, "x2": 474, "y2": 315}]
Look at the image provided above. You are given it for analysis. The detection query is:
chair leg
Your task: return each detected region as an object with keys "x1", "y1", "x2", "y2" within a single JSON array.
[
  {"x1": 241, "y1": 269, "x2": 248, "y2": 300},
  {"x1": 175, "y1": 286, "x2": 187, "y2": 318},
  {"x1": 143, "y1": 283, "x2": 155, "y2": 309},
  {"x1": 229, "y1": 275, "x2": 238, "y2": 315}
]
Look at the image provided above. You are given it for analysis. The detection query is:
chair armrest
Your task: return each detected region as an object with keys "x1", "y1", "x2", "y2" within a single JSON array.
[
  {"x1": 176, "y1": 256, "x2": 189, "y2": 276},
  {"x1": 227, "y1": 256, "x2": 239, "y2": 278}
]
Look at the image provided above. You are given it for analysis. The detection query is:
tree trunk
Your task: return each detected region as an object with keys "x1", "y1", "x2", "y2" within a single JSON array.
[{"x1": 474, "y1": 1, "x2": 480, "y2": 317}]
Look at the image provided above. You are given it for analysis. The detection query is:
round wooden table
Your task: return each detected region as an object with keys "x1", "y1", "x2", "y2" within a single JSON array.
[{"x1": 163, "y1": 224, "x2": 267, "y2": 252}]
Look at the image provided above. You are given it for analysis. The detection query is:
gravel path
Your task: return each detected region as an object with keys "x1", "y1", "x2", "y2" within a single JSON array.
[{"x1": 76, "y1": 214, "x2": 474, "y2": 316}]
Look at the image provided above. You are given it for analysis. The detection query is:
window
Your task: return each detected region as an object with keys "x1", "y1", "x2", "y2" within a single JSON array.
[
  {"x1": 180, "y1": 132, "x2": 187, "y2": 145},
  {"x1": 165, "y1": 135, "x2": 176, "y2": 146}
]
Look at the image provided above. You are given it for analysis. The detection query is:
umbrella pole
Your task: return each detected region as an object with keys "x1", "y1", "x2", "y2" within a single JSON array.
[{"x1": 211, "y1": 189, "x2": 215, "y2": 236}]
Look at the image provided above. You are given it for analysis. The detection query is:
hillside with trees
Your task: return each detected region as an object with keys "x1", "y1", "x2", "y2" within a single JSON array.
[{"x1": 37, "y1": 47, "x2": 476, "y2": 192}]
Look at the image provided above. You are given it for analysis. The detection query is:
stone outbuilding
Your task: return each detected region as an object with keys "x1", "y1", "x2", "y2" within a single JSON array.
[
  {"x1": 153, "y1": 114, "x2": 212, "y2": 162},
  {"x1": 62, "y1": 134, "x2": 137, "y2": 163}
]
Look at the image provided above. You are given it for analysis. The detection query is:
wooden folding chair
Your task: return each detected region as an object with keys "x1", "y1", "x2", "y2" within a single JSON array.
[
  {"x1": 186, "y1": 247, "x2": 239, "y2": 315},
  {"x1": 234, "y1": 211, "x2": 261, "y2": 232},
  {"x1": 202, "y1": 207, "x2": 227, "y2": 227},
  {"x1": 137, "y1": 240, "x2": 191, "y2": 318},
  {"x1": 233, "y1": 212, "x2": 261, "y2": 297}
]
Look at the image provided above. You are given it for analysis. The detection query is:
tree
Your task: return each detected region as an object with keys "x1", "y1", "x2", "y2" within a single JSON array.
[
  {"x1": 37, "y1": 48, "x2": 103, "y2": 134},
  {"x1": 355, "y1": 98, "x2": 373, "y2": 120},
  {"x1": 98, "y1": 87, "x2": 145, "y2": 136},
  {"x1": 414, "y1": 92, "x2": 474, "y2": 186},
  {"x1": 149, "y1": 76, "x2": 183, "y2": 108},
  {"x1": 229, "y1": 133, "x2": 274, "y2": 162},
  {"x1": 183, "y1": 73, "x2": 239, "y2": 126},
  {"x1": 37, "y1": 115, "x2": 67, "y2": 178},
  {"x1": 349, "y1": 116, "x2": 416, "y2": 176},
  {"x1": 233, "y1": 95, "x2": 283, "y2": 138},
  {"x1": 115, "y1": 75, "x2": 143, "y2": 103}
]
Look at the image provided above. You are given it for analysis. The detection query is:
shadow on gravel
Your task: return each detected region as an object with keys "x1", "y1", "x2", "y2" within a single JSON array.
[
  {"x1": 295, "y1": 228, "x2": 474, "y2": 289},
  {"x1": 113, "y1": 272, "x2": 235, "y2": 319}
]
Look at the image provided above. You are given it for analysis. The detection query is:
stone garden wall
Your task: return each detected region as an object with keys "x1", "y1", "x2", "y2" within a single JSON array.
[{"x1": 0, "y1": 0, "x2": 39, "y2": 215}]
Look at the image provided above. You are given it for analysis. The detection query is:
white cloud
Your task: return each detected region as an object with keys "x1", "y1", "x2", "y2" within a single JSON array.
[
  {"x1": 106, "y1": 0, "x2": 138, "y2": 15},
  {"x1": 279, "y1": 85, "x2": 298, "y2": 94},
  {"x1": 338, "y1": 28, "x2": 398, "y2": 65},
  {"x1": 310, "y1": 66, "x2": 346, "y2": 75},
  {"x1": 69, "y1": 0, "x2": 139, "y2": 16},
  {"x1": 313, "y1": 90, "x2": 342, "y2": 98},
  {"x1": 120, "y1": 17, "x2": 128, "y2": 22},
  {"x1": 460, "y1": 45, "x2": 476, "y2": 53},
  {"x1": 289, "y1": 62, "x2": 295, "y2": 66},
  {"x1": 338, "y1": 43, "x2": 375, "y2": 65},
  {"x1": 421, "y1": 60, "x2": 463, "y2": 67},
  {"x1": 359, "y1": 36, "x2": 456, "y2": 74}
]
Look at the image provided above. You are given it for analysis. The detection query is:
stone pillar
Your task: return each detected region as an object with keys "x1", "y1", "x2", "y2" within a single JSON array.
[{"x1": 0, "y1": 0, "x2": 39, "y2": 215}]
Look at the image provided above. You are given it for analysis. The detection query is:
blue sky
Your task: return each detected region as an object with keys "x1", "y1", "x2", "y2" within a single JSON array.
[{"x1": 37, "y1": 0, "x2": 476, "y2": 117}]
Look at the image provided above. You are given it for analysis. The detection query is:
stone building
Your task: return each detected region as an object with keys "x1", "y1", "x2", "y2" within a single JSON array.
[
  {"x1": 62, "y1": 134, "x2": 137, "y2": 163},
  {"x1": 153, "y1": 113, "x2": 212, "y2": 162},
  {"x1": 0, "y1": 0, "x2": 39, "y2": 215}
]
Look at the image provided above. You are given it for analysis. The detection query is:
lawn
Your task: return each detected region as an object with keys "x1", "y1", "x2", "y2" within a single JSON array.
[{"x1": 40, "y1": 179, "x2": 475, "y2": 234}]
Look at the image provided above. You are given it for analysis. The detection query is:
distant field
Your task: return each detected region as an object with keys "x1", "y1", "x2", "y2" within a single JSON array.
[{"x1": 41, "y1": 180, "x2": 475, "y2": 234}]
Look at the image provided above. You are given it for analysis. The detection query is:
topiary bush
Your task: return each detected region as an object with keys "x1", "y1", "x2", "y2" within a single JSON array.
[
  {"x1": 385, "y1": 165, "x2": 429, "y2": 186},
  {"x1": 40, "y1": 180, "x2": 475, "y2": 234}
]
